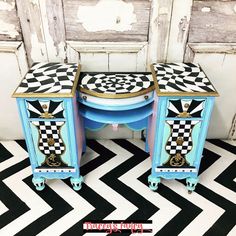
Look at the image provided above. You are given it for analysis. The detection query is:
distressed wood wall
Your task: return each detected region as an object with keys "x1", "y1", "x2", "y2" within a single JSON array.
[
  {"x1": 63, "y1": 0, "x2": 151, "y2": 42},
  {"x1": 1, "y1": 0, "x2": 236, "y2": 139},
  {"x1": 189, "y1": 0, "x2": 236, "y2": 43},
  {"x1": 0, "y1": 0, "x2": 21, "y2": 41}
]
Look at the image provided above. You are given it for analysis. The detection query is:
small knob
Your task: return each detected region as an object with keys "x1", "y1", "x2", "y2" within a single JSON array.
[
  {"x1": 47, "y1": 138, "x2": 55, "y2": 146},
  {"x1": 176, "y1": 137, "x2": 184, "y2": 145},
  {"x1": 42, "y1": 104, "x2": 47, "y2": 109},
  {"x1": 184, "y1": 103, "x2": 190, "y2": 109},
  {"x1": 144, "y1": 95, "x2": 149, "y2": 100},
  {"x1": 82, "y1": 95, "x2": 87, "y2": 101}
]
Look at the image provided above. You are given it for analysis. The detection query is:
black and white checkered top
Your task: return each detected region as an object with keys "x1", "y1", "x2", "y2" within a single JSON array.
[
  {"x1": 152, "y1": 63, "x2": 218, "y2": 96},
  {"x1": 13, "y1": 63, "x2": 79, "y2": 97},
  {"x1": 79, "y1": 72, "x2": 155, "y2": 98}
]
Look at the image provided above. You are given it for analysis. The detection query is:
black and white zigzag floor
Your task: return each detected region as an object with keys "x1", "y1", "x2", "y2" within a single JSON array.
[{"x1": 0, "y1": 139, "x2": 236, "y2": 236}]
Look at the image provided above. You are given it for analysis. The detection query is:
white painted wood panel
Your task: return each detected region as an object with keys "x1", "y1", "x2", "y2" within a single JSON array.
[
  {"x1": 148, "y1": 0, "x2": 173, "y2": 63},
  {"x1": 193, "y1": 53, "x2": 236, "y2": 138},
  {"x1": 109, "y1": 53, "x2": 137, "y2": 72},
  {"x1": 167, "y1": 0, "x2": 193, "y2": 62},
  {"x1": 0, "y1": 42, "x2": 28, "y2": 140},
  {"x1": 80, "y1": 53, "x2": 108, "y2": 72}
]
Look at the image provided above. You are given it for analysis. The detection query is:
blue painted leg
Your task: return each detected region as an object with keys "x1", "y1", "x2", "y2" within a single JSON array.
[
  {"x1": 145, "y1": 129, "x2": 149, "y2": 153},
  {"x1": 32, "y1": 177, "x2": 45, "y2": 191},
  {"x1": 148, "y1": 175, "x2": 161, "y2": 191},
  {"x1": 70, "y1": 176, "x2": 84, "y2": 191},
  {"x1": 186, "y1": 177, "x2": 199, "y2": 193}
]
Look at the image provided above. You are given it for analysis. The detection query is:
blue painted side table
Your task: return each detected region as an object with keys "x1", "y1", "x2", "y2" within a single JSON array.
[
  {"x1": 148, "y1": 63, "x2": 219, "y2": 193},
  {"x1": 13, "y1": 63, "x2": 84, "y2": 191}
]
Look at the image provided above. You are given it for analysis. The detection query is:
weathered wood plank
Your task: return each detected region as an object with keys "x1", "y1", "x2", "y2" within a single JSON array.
[
  {"x1": 167, "y1": 0, "x2": 193, "y2": 62},
  {"x1": 189, "y1": 1, "x2": 236, "y2": 43},
  {"x1": 63, "y1": 0, "x2": 151, "y2": 42},
  {"x1": 80, "y1": 53, "x2": 109, "y2": 71},
  {"x1": 193, "y1": 53, "x2": 236, "y2": 138},
  {"x1": 0, "y1": 0, "x2": 21, "y2": 41},
  {"x1": 148, "y1": 0, "x2": 173, "y2": 63},
  {"x1": 187, "y1": 43, "x2": 236, "y2": 54},
  {"x1": 109, "y1": 53, "x2": 137, "y2": 72},
  {"x1": 16, "y1": 0, "x2": 48, "y2": 65},
  {"x1": 39, "y1": 0, "x2": 66, "y2": 62}
]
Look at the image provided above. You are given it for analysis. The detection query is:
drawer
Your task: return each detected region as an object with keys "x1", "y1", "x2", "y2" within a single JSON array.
[
  {"x1": 26, "y1": 100, "x2": 65, "y2": 119},
  {"x1": 30, "y1": 120, "x2": 73, "y2": 168},
  {"x1": 158, "y1": 119, "x2": 201, "y2": 169},
  {"x1": 166, "y1": 99, "x2": 205, "y2": 118}
]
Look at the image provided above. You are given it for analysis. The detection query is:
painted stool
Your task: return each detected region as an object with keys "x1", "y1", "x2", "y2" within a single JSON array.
[
  {"x1": 13, "y1": 63, "x2": 84, "y2": 191},
  {"x1": 148, "y1": 63, "x2": 219, "y2": 193}
]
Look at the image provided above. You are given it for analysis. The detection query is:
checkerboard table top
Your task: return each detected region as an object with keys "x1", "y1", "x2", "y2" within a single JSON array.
[
  {"x1": 13, "y1": 63, "x2": 81, "y2": 98},
  {"x1": 78, "y1": 72, "x2": 155, "y2": 98},
  {"x1": 151, "y1": 63, "x2": 219, "y2": 97}
]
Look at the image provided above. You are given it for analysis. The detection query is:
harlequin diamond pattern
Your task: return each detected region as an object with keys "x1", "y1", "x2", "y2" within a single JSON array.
[
  {"x1": 15, "y1": 63, "x2": 78, "y2": 94},
  {"x1": 153, "y1": 63, "x2": 216, "y2": 93},
  {"x1": 79, "y1": 73, "x2": 154, "y2": 95},
  {"x1": 0, "y1": 139, "x2": 235, "y2": 235}
]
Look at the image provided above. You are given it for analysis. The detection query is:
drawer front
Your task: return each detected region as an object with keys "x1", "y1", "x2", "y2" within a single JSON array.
[
  {"x1": 167, "y1": 99, "x2": 205, "y2": 118},
  {"x1": 157, "y1": 120, "x2": 201, "y2": 173},
  {"x1": 30, "y1": 120, "x2": 73, "y2": 169},
  {"x1": 26, "y1": 100, "x2": 65, "y2": 119}
]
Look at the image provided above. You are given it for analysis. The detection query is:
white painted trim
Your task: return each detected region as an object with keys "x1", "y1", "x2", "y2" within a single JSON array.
[
  {"x1": 0, "y1": 41, "x2": 22, "y2": 53},
  {"x1": 66, "y1": 41, "x2": 148, "y2": 53},
  {"x1": 188, "y1": 43, "x2": 236, "y2": 54}
]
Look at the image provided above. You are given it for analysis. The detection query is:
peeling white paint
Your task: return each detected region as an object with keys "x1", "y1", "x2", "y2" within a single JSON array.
[
  {"x1": 30, "y1": 0, "x2": 39, "y2": 6},
  {"x1": 77, "y1": 0, "x2": 137, "y2": 32},
  {"x1": 30, "y1": 32, "x2": 47, "y2": 62},
  {"x1": 0, "y1": 19, "x2": 19, "y2": 38},
  {"x1": 0, "y1": 0, "x2": 15, "y2": 11},
  {"x1": 201, "y1": 7, "x2": 211, "y2": 13}
]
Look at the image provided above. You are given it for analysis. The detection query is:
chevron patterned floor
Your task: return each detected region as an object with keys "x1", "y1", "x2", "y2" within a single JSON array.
[{"x1": 0, "y1": 139, "x2": 236, "y2": 236}]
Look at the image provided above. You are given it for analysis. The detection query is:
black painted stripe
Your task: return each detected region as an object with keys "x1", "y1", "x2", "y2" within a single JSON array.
[
  {"x1": 207, "y1": 139, "x2": 236, "y2": 155},
  {"x1": 215, "y1": 161, "x2": 236, "y2": 193},
  {"x1": 197, "y1": 184, "x2": 236, "y2": 236},
  {"x1": 15, "y1": 176, "x2": 73, "y2": 236},
  {"x1": 138, "y1": 170, "x2": 202, "y2": 236},
  {"x1": 0, "y1": 143, "x2": 13, "y2": 163},
  {"x1": 102, "y1": 139, "x2": 159, "y2": 220}
]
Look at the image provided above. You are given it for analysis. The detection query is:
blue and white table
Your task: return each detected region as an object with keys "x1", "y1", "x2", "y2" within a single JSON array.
[{"x1": 13, "y1": 62, "x2": 218, "y2": 193}]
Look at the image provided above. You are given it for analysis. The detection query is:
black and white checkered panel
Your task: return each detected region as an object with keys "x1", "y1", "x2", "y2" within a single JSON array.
[
  {"x1": 15, "y1": 63, "x2": 78, "y2": 94},
  {"x1": 80, "y1": 73, "x2": 154, "y2": 94},
  {"x1": 153, "y1": 63, "x2": 216, "y2": 93},
  {"x1": 32, "y1": 121, "x2": 65, "y2": 155},
  {"x1": 165, "y1": 120, "x2": 199, "y2": 155},
  {"x1": 27, "y1": 100, "x2": 64, "y2": 118},
  {"x1": 167, "y1": 99, "x2": 205, "y2": 118}
]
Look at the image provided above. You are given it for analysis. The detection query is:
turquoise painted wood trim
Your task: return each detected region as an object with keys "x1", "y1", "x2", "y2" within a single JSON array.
[
  {"x1": 79, "y1": 103, "x2": 153, "y2": 124},
  {"x1": 30, "y1": 123, "x2": 45, "y2": 165},
  {"x1": 159, "y1": 122, "x2": 171, "y2": 165},
  {"x1": 84, "y1": 118, "x2": 107, "y2": 131},
  {"x1": 125, "y1": 117, "x2": 149, "y2": 131},
  {"x1": 78, "y1": 96, "x2": 154, "y2": 111},
  {"x1": 151, "y1": 97, "x2": 168, "y2": 176},
  {"x1": 16, "y1": 99, "x2": 38, "y2": 170},
  {"x1": 34, "y1": 172, "x2": 78, "y2": 179},
  {"x1": 186, "y1": 121, "x2": 201, "y2": 166},
  {"x1": 64, "y1": 98, "x2": 80, "y2": 176},
  {"x1": 193, "y1": 97, "x2": 215, "y2": 170},
  {"x1": 155, "y1": 172, "x2": 197, "y2": 179}
]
